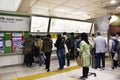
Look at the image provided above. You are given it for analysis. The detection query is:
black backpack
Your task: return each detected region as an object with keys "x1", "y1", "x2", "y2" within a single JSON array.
[
  {"x1": 116, "y1": 41, "x2": 120, "y2": 52},
  {"x1": 112, "y1": 39, "x2": 119, "y2": 52}
]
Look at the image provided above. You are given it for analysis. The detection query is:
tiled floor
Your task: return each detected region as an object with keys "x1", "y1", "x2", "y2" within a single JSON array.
[{"x1": 0, "y1": 57, "x2": 120, "y2": 80}]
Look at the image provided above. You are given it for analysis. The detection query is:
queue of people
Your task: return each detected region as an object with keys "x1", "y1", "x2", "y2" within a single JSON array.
[
  {"x1": 23, "y1": 34, "x2": 53, "y2": 72},
  {"x1": 23, "y1": 31, "x2": 120, "y2": 78}
]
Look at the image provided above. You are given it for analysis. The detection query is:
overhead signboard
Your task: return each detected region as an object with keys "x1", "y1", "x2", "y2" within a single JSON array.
[
  {"x1": 30, "y1": 16, "x2": 49, "y2": 33},
  {"x1": 0, "y1": 15, "x2": 30, "y2": 31},
  {"x1": 50, "y1": 18, "x2": 92, "y2": 33}
]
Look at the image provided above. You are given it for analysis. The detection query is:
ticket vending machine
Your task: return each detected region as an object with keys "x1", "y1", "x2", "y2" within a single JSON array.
[
  {"x1": 0, "y1": 38, "x2": 4, "y2": 55},
  {"x1": 12, "y1": 33, "x2": 23, "y2": 53}
]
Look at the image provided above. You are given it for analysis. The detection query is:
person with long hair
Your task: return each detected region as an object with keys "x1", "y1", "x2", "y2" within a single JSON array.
[{"x1": 77, "y1": 33, "x2": 93, "y2": 80}]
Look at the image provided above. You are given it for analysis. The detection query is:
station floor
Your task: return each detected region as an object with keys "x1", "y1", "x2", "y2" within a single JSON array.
[{"x1": 0, "y1": 57, "x2": 120, "y2": 80}]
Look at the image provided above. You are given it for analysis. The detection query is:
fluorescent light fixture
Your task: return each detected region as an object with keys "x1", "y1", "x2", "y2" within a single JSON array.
[
  {"x1": 0, "y1": 0, "x2": 22, "y2": 11},
  {"x1": 110, "y1": 15, "x2": 118, "y2": 23},
  {"x1": 110, "y1": 0, "x2": 116, "y2": 4}
]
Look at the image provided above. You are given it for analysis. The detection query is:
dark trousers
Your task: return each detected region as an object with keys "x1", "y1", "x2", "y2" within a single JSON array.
[
  {"x1": 83, "y1": 67, "x2": 89, "y2": 77},
  {"x1": 25, "y1": 52, "x2": 33, "y2": 67},
  {"x1": 70, "y1": 47, "x2": 75, "y2": 60},
  {"x1": 45, "y1": 52, "x2": 51, "y2": 70},
  {"x1": 111, "y1": 52, "x2": 118, "y2": 68},
  {"x1": 66, "y1": 53, "x2": 70, "y2": 66},
  {"x1": 96, "y1": 53, "x2": 105, "y2": 68}
]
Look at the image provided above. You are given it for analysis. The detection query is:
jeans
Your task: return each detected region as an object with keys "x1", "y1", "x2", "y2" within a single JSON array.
[
  {"x1": 38, "y1": 54, "x2": 42, "y2": 66},
  {"x1": 57, "y1": 48, "x2": 65, "y2": 69},
  {"x1": 96, "y1": 53, "x2": 105, "y2": 68}
]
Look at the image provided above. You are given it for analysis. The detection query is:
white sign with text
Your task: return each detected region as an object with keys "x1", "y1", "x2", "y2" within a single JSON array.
[{"x1": 0, "y1": 15, "x2": 30, "y2": 31}]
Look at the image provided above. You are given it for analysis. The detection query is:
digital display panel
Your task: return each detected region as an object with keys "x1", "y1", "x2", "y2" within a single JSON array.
[
  {"x1": 50, "y1": 18, "x2": 92, "y2": 33},
  {"x1": 12, "y1": 38, "x2": 22, "y2": 46},
  {"x1": 0, "y1": 38, "x2": 4, "y2": 47},
  {"x1": 30, "y1": 16, "x2": 49, "y2": 33}
]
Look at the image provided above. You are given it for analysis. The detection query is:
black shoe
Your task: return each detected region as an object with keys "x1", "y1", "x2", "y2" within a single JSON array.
[
  {"x1": 111, "y1": 67, "x2": 114, "y2": 69},
  {"x1": 94, "y1": 73, "x2": 97, "y2": 77},
  {"x1": 47, "y1": 69, "x2": 50, "y2": 72},
  {"x1": 67, "y1": 64, "x2": 70, "y2": 67},
  {"x1": 79, "y1": 76, "x2": 86, "y2": 80}
]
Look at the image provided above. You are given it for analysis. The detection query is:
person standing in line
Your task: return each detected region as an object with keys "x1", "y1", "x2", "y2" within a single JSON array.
[
  {"x1": 94, "y1": 31, "x2": 107, "y2": 70},
  {"x1": 36, "y1": 35, "x2": 43, "y2": 66},
  {"x1": 109, "y1": 33, "x2": 118, "y2": 69},
  {"x1": 74, "y1": 35, "x2": 81, "y2": 58},
  {"x1": 24, "y1": 34, "x2": 34, "y2": 67},
  {"x1": 116, "y1": 32, "x2": 120, "y2": 67},
  {"x1": 55, "y1": 34, "x2": 65, "y2": 70},
  {"x1": 42, "y1": 34, "x2": 53, "y2": 72},
  {"x1": 68, "y1": 32, "x2": 75, "y2": 60},
  {"x1": 62, "y1": 32, "x2": 70, "y2": 66},
  {"x1": 77, "y1": 33, "x2": 93, "y2": 80}
]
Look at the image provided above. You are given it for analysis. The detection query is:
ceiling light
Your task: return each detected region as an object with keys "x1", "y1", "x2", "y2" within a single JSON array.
[
  {"x1": 110, "y1": 0, "x2": 116, "y2": 4},
  {"x1": 110, "y1": 15, "x2": 118, "y2": 23},
  {"x1": 61, "y1": 9, "x2": 65, "y2": 12},
  {"x1": 0, "y1": 0, "x2": 22, "y2": 11}
]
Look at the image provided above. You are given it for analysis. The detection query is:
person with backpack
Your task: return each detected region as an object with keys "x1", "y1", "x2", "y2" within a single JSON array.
[
  {"x1": 109, "y1": 33, "x2": 118, "y2": 69},
  {"x1": 116, "y1": 32, "x2": 120, "y2": 67}
]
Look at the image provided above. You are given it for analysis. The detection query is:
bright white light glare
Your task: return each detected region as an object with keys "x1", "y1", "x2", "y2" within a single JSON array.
[
  {"x1": 0, "y1": 0, "x2": 22, "y2": 11},
  {"x1": 61, "y1": 9, "x2": 65, "y2": 12},
  {"x1": 110, "y1": 15, "x2": 118, "y2": 23},
  {"x1": 110, "y1": 0, "x2": 116, "y2": 4}
]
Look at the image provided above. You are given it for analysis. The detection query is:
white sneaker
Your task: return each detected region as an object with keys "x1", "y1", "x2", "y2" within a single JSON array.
[{"x1": 97, "y1": 68, "x2": 102, "y2": 71}]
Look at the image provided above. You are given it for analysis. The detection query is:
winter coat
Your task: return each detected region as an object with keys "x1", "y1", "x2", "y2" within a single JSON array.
[
  {"x1": 36, "y1": 38, "x2": 43, "y2": 53},
  {"x1": 42, "y1": 37, "x2": 53, "y2": 53},
  {"x1": 24, "y1": 36, "x2": 34, "y2": 54}
]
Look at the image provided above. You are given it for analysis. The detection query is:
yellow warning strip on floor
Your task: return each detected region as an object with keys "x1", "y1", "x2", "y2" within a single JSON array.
[{"x1": 12, "y1": 66, "x2": 81, "y2": 80}]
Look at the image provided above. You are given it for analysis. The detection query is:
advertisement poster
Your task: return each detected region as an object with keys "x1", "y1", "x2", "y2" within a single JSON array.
[{"x1": 5, "y1": 40, "x2": 11, "y2": 47}]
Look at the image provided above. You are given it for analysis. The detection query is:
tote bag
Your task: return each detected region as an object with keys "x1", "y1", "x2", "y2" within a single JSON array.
[
  {"x1": 113, "y1": 52, "x2": 118, "y2": 61},
  {"x1": 64, "y1": 44, "x2": 69, "y2": 54},
  {"x1": 76, "y1": 56, "x2": 83, "y2": 66}
]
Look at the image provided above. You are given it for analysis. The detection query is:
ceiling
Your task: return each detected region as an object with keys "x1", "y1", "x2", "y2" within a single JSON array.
[{"x1": 0, "y1": 0, "x2": 120, "y2": 21}]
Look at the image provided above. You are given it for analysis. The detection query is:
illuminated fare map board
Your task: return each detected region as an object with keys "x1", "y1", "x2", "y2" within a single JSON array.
[
  {"x1": 50, "y1": 18, "x2": 92, "y2": 33},
  {"x1": 30, "y1": 16, "x2": 49, "y2": 33}
]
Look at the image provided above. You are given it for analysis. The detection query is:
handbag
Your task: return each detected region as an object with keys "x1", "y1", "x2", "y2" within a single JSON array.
[
  {"x1": 113, "y1": 52, "x2": 118, "y2": 61},
  {"x1": 76, "y1": 56, "x2": 83, "y2": 66},
  {"x1": 64, "y1": 44, "x2": 68, "y2": 54}
]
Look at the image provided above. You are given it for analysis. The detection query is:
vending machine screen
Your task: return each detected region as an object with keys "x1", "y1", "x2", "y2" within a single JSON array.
[
  {"x1": 12, "y1": 38, "x2": 22, "y2": 46},
  {"x1": 0, "y1": 38, "x2": 4, "y2": 47}
]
